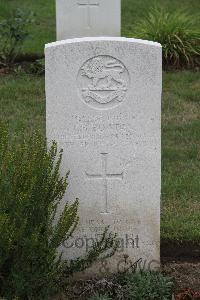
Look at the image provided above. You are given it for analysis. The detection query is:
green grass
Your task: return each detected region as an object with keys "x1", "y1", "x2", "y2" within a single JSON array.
[
  {"x1": 161, "y1": 71, "x2": 200, "y2": 241},
  {"x1": 122, "y1": 0, "x2": 200, "y2": 37},
  {"x1": 0, "y1": 73, "x2": 45, "y2": 137},
  {"x1": 0, "y1": 0, "x2": 55, "y2": 56},
  {"x1": 0, "y1": 0, "x2": 199, "y2": 243},
  {"x1": 0, "y1": 0, "x2": 199, "y2": 56}
]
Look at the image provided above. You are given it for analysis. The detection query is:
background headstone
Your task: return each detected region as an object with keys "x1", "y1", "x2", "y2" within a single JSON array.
[
  {"x1": 45, "y1": 37, "x2": 162, "y2": 276},
  {"x1": 56, "y1": 0, "x2": 121, "y2": 40}
]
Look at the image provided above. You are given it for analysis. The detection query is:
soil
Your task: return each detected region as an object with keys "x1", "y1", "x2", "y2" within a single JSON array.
[
  {"x1": 59, "y1": 261, "x2": 200, "y2": 300},
  {"x1": 161, "y1": 240, "x2": 200, "y2": 293},
  {"x1": 161, "y1": 239, "x2": 200, "y2": 263},
  {"x1": 162, "y1": 262, "x2": 200, "y2": 292}
]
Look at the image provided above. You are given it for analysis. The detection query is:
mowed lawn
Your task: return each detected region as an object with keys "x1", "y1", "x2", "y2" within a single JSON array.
[
  {"x1": 162, "y1": 72, "x2": 200, "y2": 242},
  {"x1": 0, "y1": 0, "x2": 199, "y2": 243}
]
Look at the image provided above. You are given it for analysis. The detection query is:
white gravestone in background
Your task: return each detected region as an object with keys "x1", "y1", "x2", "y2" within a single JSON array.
[
  {"x1": 56, "y1": 0, "x2": 121, "y2": 40},
  {"x1": 45, "y1": 37, "x2": 162, "y2": 276}
]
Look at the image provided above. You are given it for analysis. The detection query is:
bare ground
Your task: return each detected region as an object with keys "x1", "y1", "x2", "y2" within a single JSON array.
[{"x1": 162, "y1": 262, "x2": 200, "y2": 292}]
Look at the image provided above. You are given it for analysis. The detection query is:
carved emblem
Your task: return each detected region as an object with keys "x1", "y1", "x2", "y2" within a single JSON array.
[{"x1": 77, "y1": 55, "x2": 130, "y2": 110}]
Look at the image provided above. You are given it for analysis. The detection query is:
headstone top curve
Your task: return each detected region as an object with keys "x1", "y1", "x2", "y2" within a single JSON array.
[{"x1": 45, "y1": 37, "x2": 161, "y2": 49}]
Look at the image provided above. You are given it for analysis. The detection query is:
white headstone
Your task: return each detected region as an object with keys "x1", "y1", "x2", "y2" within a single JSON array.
[
  {"x1": 56, "y1": 0, "x2": 121, "y2": 40},
  {"x1": 45, "y1": 37, "x2": 162, "y2": 276}
]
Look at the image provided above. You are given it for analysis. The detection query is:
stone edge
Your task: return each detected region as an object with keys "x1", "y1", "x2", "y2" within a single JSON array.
[{"x1": 45, "y1": 36, "x2": 162, "y2": 49}]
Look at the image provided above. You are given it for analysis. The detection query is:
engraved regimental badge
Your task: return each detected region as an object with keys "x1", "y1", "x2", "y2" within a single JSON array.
[{"x1": 78, "y1": 55, "x2": 130, "y2": 110}]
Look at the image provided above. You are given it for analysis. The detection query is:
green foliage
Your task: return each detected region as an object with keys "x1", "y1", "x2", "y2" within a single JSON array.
[
  {"x1": 89, "y1": 294, "x2": 113, "y2": 300},
  {"x1": 119, "y1": 271, "x2": 174, "y2": 300},
  {"x1": 27, "y1": 58, "x2": 45, "y2": 75},
  {"x1": 12, "y1": 59, "x2": 45, "y2": 76},
  {"x1": 0, "y1": 125, "x2": 117, "y2": 299},
  {"x1": 69, "y1": 271, "x2": 174, "y2": 299},
  {"x1": 0, "y1": 0, "x2": 199, "y2": 57},
  {"x1": 0, "y1": 9, "x2": 35, "y2": 65},
  {"x1": 133, "y1": 7, "x2": 200, "y2": 68},
  {"x1": 64, "y1": 226, "x2": 117, "y2": 278},
  {"x1": 0, "y1": 124, "x2": 77, "y2": 299}
]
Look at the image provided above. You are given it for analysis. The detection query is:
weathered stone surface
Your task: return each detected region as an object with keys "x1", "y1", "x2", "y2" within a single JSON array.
[
  {"x1": 45, "y1": 37, "x2": 162, "y2": 276},
  {"x1": 56, "y1": 0, "x2": 121, "y2": 40}
]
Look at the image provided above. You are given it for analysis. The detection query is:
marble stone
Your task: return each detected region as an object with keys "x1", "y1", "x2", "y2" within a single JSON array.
[
  {"x1": 56, "y1": 0, "x2": 121, "y2": 40},
  {"x1": 45, "y1": 37, "x2": 162, "y2": 276}
]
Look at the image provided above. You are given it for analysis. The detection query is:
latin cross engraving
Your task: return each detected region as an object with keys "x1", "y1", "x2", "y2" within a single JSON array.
[
  {"x1": 85, "y1": 153, "x2": 123, "y2": 214},
  {"x1": 77, "y1": 0, "x2": 99, "y2": 28}
]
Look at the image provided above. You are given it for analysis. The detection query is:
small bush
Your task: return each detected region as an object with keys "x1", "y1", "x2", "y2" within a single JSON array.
[
  {"x1": 120, "y1": 271, "x2": 174, "y2": 300},
  {"x1": 66, "y1": 271, "x2": 174, "y2": 299},
  {"x1": 0, "y1": 125, "x2": 116, "y2": 299},
  {"x1": 0, "y1": 9, "x2": 34, "y2": 65},
  {"x1": 133, "y1": 7, "x2": 200, "y2": 68}
]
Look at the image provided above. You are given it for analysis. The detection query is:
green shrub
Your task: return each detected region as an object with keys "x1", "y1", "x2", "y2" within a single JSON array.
[
  {"x1": 119, "y1": 271, "x2": 174, "y2": 300},
  {"x1": 133, "y1": 7, "x2": 200, "y2": 68},
  {"x1": 0, "y1": 125, "x2": 116, "y2": 299},
  {"x1": 66, "y1": 271, "x2": 174, "y2": 299},
  {"x1": 0, "y1": 9, "x2": 34, "y2": 65},
  {"x1": 89, "y1": 294, "x2": 113, "y2": 300}
]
